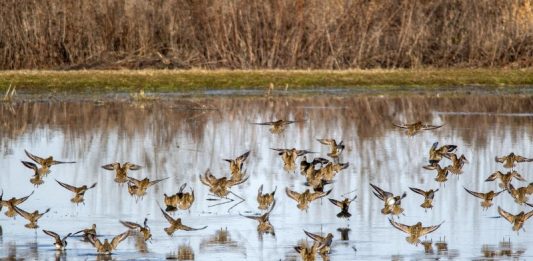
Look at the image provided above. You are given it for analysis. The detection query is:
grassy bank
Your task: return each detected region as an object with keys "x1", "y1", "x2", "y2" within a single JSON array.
[{"x1": 1, "y1": 69, "x2": 533, "y2": 93}]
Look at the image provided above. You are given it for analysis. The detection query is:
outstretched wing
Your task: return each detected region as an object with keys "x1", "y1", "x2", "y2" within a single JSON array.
[
  {"x1": 494, "y1": 156, "x2": 505, "y2": 163},
  {"x1": 36, "y1": 208, "x2": 50, "y2": 219},
  {"x1": 251, "y1": 121, "x2": 277, "y2": 125},
  {"x1": 296, "y1": 150, "x2": 316, "y2": 156},
  {"x1": 51, "y1": 159, "x2": 76, "y2": 165},
  {"x1": 463, "y1": 187, "x2": 485, "y2": 199},
  {"x1": 101, "y1": 163, "x2": 118, "y2": 171},
  {"x1": 14, "y1": 191, "x2": 35, "y2": 205},
  {"x1": 236, "y1": 151, "x2": 251, "y2": 163},
  {"x1": 285, "y1": 188, "x2": 301, "y2": 201},
  {"x1": 317, "y1": 139, "x2": 335, "y2": 146},
  {"x1": 515, "y1": 155, "x2": 533, "y2": 163},
  {"x1": 88, "y1": 182, "x2": 97, "y2": 189},
  {"x1": 304, "y1": 230, "x2": 325, "y2": 242},
  {"x1": 120, "y1": 220, "x2": 142, "y2": 230},
  {"x1": 498, "y1": 207, "x2": 514, "y2": 223},
  {"x1": 309, "y1": 189, "x2": 332, "y2": 201},
  {"x1": 13, "y1": 206, "x2": 32, "y2": 220},
  {"x1": 388, "y1": 218, "x2": 411, "y2": 234},
  {"x1": 88, "y1": 234, "x2": 101, "y2": 248},
  {"x1": 149, "y1": 177, "x2": 169, "y2": 186},
  {"x1": 160, "y1": 207, "x2": 176, "y2": 224},
  {"x1": 111, "y1": 231, "x2": 130, "y2": 249},
  {"x1": 525, "y1": 209, "x2": 533, "y2": 221},
  {"x1": 25, "y1": 150, "x2": 45, "y2": 165},
  {"x1": 421, "y1": 124, "x2": 443, "y2": 130},
  {"x1": 511, "y1": 171, "x2": 526, "y2": 181},
  {"x1": 420, "y1": 222, "x2": 444, "y2": 237},
  {"x1": 21, "y1": 161, "x2": 38, "y2": 171},
  {"x1": 328, "y1": 198, "x2": 343, "y2": 208},
  {"x1": 124, "y1": 162, "x2": 142, "y2": 171},
  {"x1": 56, "y1": 179, "x2": 78, "y2": 192},
  {"x1": 485, "y1": 171, "x2": 501, "y2": 181},
  {"x1": 370, "y1": 183, "x2": 392, "y2": 200},
  {"x1": 392, "y1": 122, "x2": 408, "y2": 129},
  {"x1": 43, "y1": 229, "x2": 60, "y2": 241},
  {"x1": 409, "y1": 187, "x2": 426, "y2": 197},
  {"x1": 181, "y1": 223, "x2": 208, "y2": 231}
]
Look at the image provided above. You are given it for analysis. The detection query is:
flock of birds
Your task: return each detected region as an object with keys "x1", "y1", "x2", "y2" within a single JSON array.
[{"x1": 1, "y1": 119, "x2": 532, "y2": 260}]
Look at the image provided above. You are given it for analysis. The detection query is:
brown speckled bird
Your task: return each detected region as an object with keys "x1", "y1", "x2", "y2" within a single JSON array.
[
  {"x1": 409, "y1": 187, "x2": 439, "y2": 211},
  {"x1": 495, "y1": 153, "x2": 533, "y2": 169},
  {"x1": 463, "y1": 187, "x2": 504, "y2": 210},
  {"x1": 389, "y1": 219, "x2": 444, "y2": 245},
  {"x1": 101, "y1": 162, "x2": 142, "y2": 183},
  {"x1": 393, "y1": 121, "x2": 444, "y2": 136}
]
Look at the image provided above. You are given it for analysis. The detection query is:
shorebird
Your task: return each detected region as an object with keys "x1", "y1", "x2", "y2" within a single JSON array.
[
  {"x1": 120, "y1": 218, "x2": 152, "y2": 241},
  {"x1": 88, "y1": 231, "x2": 129, "y2": 255},
  {"x1": 43, "y1": 230, "x2": 72, "y2": 251},
  {"x1": 300, "y1": 156, "x2": 329, "y2": 177},
  {"x1": 423, "y1": 163, "x2": 449, "y2": 185},
  {"x1": 199, "y1": 169, "x2": 248, "y2": 198},
  {"x1": 445, "y1": 153, "x2": 469, "y2": 175},
  {"x1": 463, "y1": 187, "x2": 504, "y2": 210},
  {"x1": 294, "y1": 241, "x2": 319, "y2": 261},
  {"x1": 388, "y1": 218, "x2": 444, "y2": 245},
  {"x1": 223, "y1": 151, "x2": 250, "y2": 180},
  {"x1": 428, "y1": 142, "x2": 457, "y2": 164},
  {"x1": 271, "y1": 148, "x2": 315, "y2": 173},
  {"x1": 55, "y1": 180, "x2": 97, "y2": 204},
  {"x1": 507, "y1": 183, "x2": 533, "y2": 205},
  {"x1": 495, "y1": 153, "x2": 533, "y2": 169},
  {"x1": 13, "y1": 206, "x2": 50, "y2": 229},
  {"x1": 370, "y1": 183, "x2": 406, "y2": 216},
  {"x1": 328, "y1": 195, "x2": 357, "y2": 218},
  {"x1": 316, "y1": 138, "x2": 345, "y2": 158},
  {"x1": 241, "y1": 201, "x2": 276, "y2": 236},
  {"x1": 409, "y1": 187, "x2": 439, "y2": 211},
  {"x1": 21, "y1": 161, "x2": 47, "y2": 186},
  {"x1": 257, "y1": 185, "x2": 276, "y2": 210},
  {"x1": 497, "y1": 207, "x2": 533, "y2": 232},
  {"x1": 160, "y1": 207, "x2": 207, "y2": 236},
  {"x1": 393, "y1": 121, "x2": 444, "y2": 136},
  {"x1": 127, "y1": 176, "x2": 168, "y2": 199},
  {"x1": 0, "y1": 190, "x2": 34, "y2": 217},
  {"x1": 286, "y1": 187, "x2": 332, "y2": 211},
  {"x1": 485, "y1": 171, "x2": 525, "y2": 190},
  {"x1": 304, "y1": 230, "x2": 334, "y2": 257},
  {"x1": 164, "y1": 183, "x2": 195, "y2": 212},
  {"x1": 73, "y1": 224, "x2": 97, "y2": 240},
  {"x1": 315, "y1": 162, "x2": 349, "y2": 181},
  {"x1": 24, "y1": 149, "x2": 75, "y2": 170},
  {"x1": 101, "y1": 162, "x2": 142, "y2": 183},
  {"x1": 251, "y1": 119, "x2": 302, "y2": 134}
]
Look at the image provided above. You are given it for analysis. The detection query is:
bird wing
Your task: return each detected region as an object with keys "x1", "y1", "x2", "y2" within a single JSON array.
[
  {"x1": 388, "y1": 218, "x2": 411, "y2": 234},
  {"x1": 124, "y1": 162, "x2": 142, "y2": 170},
  {"x1": 13, "y1": 206, "x2": 32, "y2": 220},
  {"x1": 285, "y1": 188, "x2": 301, "y2": 201},
  {"x1": 101, "y1": 163, "x2": 117, "y2": 171},
  {"x1": 127, "y1": 176, "x2": 141, "y2": 186},
  {"x1": 43, "y1": 230, "x2": 60, "y2": 241},
  {"x1": 62, "y1": 233, "x2": 73, "y2": 241},
  {"x1": 392, "y1": 122, "x2": 408, "y2": 129},
  {"x1": 463, "y1": 187, "x2": 485, "y2": 199},
  {"x1": 485, "y1": 172, "x2": 500, "y2": 181},
  {"x1": 525, "y1": 210, "x2": 533, "y2": 221},
  {"x1": 21, "y1": 161, "x2": 38, "y2": 171},
  {"x1": 514, "y1": 155, "x2": 532, "y2": 162},
  {"x1": 240, "y1": 213, "x2": 261, "y2": 221},
  {"x1": 258, "y1": 185, "x2": 263, "y2": 196},
  {"x1": 494, "y1": 156, "x2": 505, "y2": 163},
  {"x1": 498, "y1": 207, "x2": 514, "y2": 223},
  {"x1": 88, "y1": 182, "x2": 97, "y2": 189},
  {"x1": 160, "y1": 207, "x2": 176, "y2": 224},
  {"x1": 251, "y1": 121, "x2": 277, "y2": 125},
  {"x1": 178, "y1": 183, "x2": 187, "y2": 193},
  {"x1": 420, "y1": 222, "x2": 444, "y2": 237},
  {"x1": 88, "y1": 234, "x2": 101, "y2": 248},
  {"x1": 317, "y1": 139, "x2": 334, "y2": 146},
  {"x1": 36, "y1": 208, "x2": 50, "y2": 219},
  {"x1": 328, "y1": 198, "x2": 343, "y2": 208},
  {"x1": 370, "y1": 183, "x2": 392, "y2": 200},
  {"x1": 270, "y1": 148, "x2": 288, "y2": 153},
  {"x1": 14, "y1": 190, "x2": 34, "y2": 205},
  {"x1": 296, "y1": 150, "x2": 316, "y2": 156},
  {"x1": 111, "y1": 231, "x2": 130, "y2": 249},
  {"x1": 304, "y1": 230, "x2": 325, "y2": 243},
  {"x1": 24, "y1": 150, "x2": 45, "y2": 165},
  {"x1": 512, "y1": 171, "x2": 526, "y2": 181},
  {"x1": 51, "y1": 159, "x2": 76, "y2": 165},
  {"x1": 181, "y1": 223, "x2": 208, "y2": 231},
  {"x1": 55, "y1": 179, "x2": 78, "y2": 192},
  {"x1": 409, "y1": 187, "x2": 426, "y2": 197},
  {"x1": 236, "y1": 151, "x2": 251, "y2": 163},
  {"x1": 149, "y1": 177, "x2": 169, "y2": 186},
  {"x1": 309, "y1": 189, "x2": 332, "y2": 201},
  {"x1": 421, "y1": 124, "x2": 444, "y2": 130},
  {"x1": 120, "y1": 220, "x2": 142, "y2": 229}
]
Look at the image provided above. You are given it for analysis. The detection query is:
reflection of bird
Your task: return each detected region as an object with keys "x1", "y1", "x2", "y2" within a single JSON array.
[
  {"x1": 199, "y1": 169, "x2": 248, "y2": 198},
  {"x1": 101, "y1": 162, "x2": 142, "y2": 183},
  {"x1": 463, "y1": 187, "x2": 504, "y2": 210},
  {"x1": 393, "y1": 121, "x2": 443, "y2": 136},
  {"x1": 13, "y1": 206, "x2": 50, "y2": 229},
  {"x1": 160, "y1": 208, "x2": 207, "y2": 236},
  {"x1": 370, "y1": 183, "x2": 406, "y2": 216},
  {"x1": 495, "y1": 153, "x2": 533, "y2": 169},
  {"x1": 485, "y1": 171, "x2": 525, "y2": 190},
  {"x1": 445, "y1": 153, "x2": 468, "y2": 175},
  {"x1": 24, "y1": 149, "x2": 75, "y2": 169},
  {"x1": 507, "y1": 183, "x2": 533, "y2": 205},
  {"x1": 251, "y1": 119, "x2": 302, "y2": 134},
  {"x1": 120, "y1": 218, "x2": 152, "y2": 241},
  {"x1": 88, "y1": 231, "x2": 129, "y2": 255},
  {"x1": 428, "y1": 142, "x2": 457, "y2": 164},
  {"x1": 294, "y1": 241, "x2": 318, "y2": 261},
  {"x1": 388, "y1": 218, "x2": 443, "y2": 245},
  {"x1": 271, "y1": 148, "x2": 315, "y2": 173},
  {"x1": 257, "y1": 185, "x2": 276, "y2": 210},
  {"x1": 224, "y1": 151, "x2": 250, "y2": 180},
  {"x1": 423, "y1": 164, "x2": 449, "y2": 184},
  {"x1": 304, "y1": 230, "x2": 334, "y2": 256},
  {"x1": 498, "y1": 207, "x2": 533, "y2": 232},
  {"x1": 328, "y1": 195, "x2": 357, "y2": 218},
  {"x1": 127, "y1": 176, "x2": 168, "y2": 199},
  {"x1": 316, "y1": 139, "x2": 345, "y2": 158},
  {"x1": 421, "y1": 239, "x2": 433, "y2": 254},
  {"x1": 55, "y1": 180, "x2": 97, "y2": 204},
  {"x1": 43, "y1": 230, "x2": 72, "y2": 251},
  {"x1": 286, "y1": 187, "x2": 331, "y2": 211},
  {"x1": 0, "y1": 190, "x2": 34, "y2": 218},
  {"x1": 241, "y1": 201, "x2": 276, "y2": 236},
  {"x1": 409, "y1": 187, "x2": 438, "y2": 210}
]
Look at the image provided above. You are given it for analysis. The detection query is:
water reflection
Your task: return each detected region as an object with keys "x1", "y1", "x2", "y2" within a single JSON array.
[{"x1": 0, "y1": 93, "x2": 533, "y2": 260}]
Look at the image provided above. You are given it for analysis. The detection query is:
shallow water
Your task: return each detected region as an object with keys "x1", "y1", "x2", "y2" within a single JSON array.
[{"x1": 0, "y1": 92, "x2": 532, "y2": 260}]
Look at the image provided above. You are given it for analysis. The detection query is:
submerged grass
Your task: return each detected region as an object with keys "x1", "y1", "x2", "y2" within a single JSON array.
[{"x1": 0, "y1": 69, "x2": 532, "y2": 93}]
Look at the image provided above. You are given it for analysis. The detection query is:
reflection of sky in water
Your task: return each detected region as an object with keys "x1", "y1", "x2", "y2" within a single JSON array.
[{"x1": 0, "y1": 94, "x2": 532, "y2": 260}]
